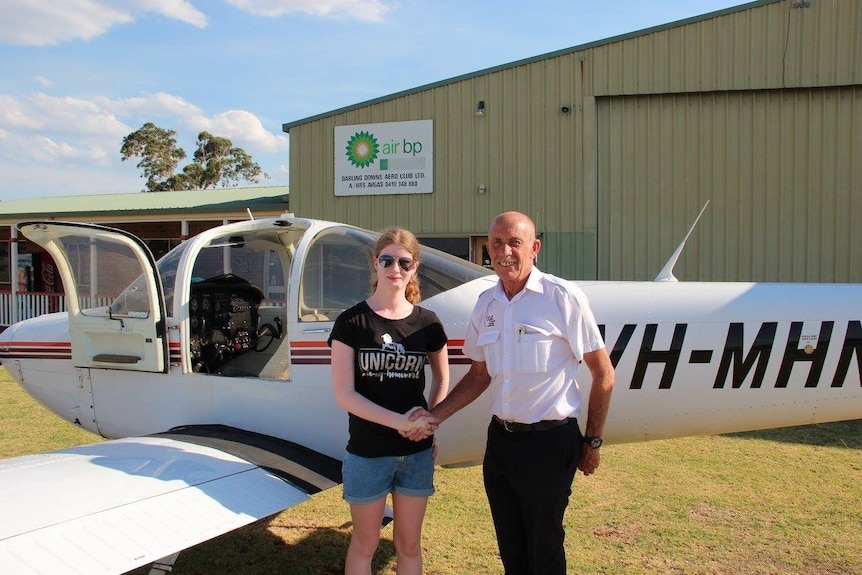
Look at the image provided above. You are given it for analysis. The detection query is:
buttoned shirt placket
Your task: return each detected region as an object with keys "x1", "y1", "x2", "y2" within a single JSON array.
[{"x1": 499, "y1": 288, "x2": 522, "y2": 422}]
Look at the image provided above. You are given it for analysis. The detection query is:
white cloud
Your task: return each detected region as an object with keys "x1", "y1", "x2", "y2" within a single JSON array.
[
  {"x1": 225, "y1": 0, "x2": 392, "y2": 22},
  {"x1": 0, "y1": 93, "x2": 129, "y2": 138},
  {"x1": 183, "y1": 109, "x2": 290, "y2": 154},
  {"x1": 0, "y1": 130, "x2": 113, "y2": 168},
  {"x1": 30, "y1": 135, "x2": 109, "y2": 164},
  {"x1": 129, "y1": 0, "x2": 208, "y2": 27},
  {"x1": 0, "y1": 1, "x2": 130, "y2": 46},
  {"x1": 96, "y1": 92, "x2": 203, "y2": 120},
  {"x1": 0, "y1": 90, "x2": 288, "y2": 199},
  {"x1": 0, "y1": 0, "x2": 206, "y2": 47},
  {"x1": 0, "y1": 95, "x2": 42, "y2": 130},
  {"x1": 0, "y1": 161, "x2": 144, "y2": 198},
  {"x1": 0, "y1": 92, "x2": 162, "y2": 168}
]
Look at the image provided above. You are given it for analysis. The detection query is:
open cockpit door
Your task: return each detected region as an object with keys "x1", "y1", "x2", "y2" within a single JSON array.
[{"x1": 18, "y1": 221, "x2": 168, "y2": 373}]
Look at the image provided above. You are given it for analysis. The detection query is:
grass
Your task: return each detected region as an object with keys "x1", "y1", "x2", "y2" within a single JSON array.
[{"x1": 2, "y1": 366, "x2": 860, "y2": 574}]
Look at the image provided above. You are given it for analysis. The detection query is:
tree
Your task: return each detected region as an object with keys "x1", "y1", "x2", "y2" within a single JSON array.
[
  {"x1": 120, "y1": 123, "x2": 186, "y2": 192},
  {"x1": 121, "y1": 123, "x2": 269, "y2": 192}
]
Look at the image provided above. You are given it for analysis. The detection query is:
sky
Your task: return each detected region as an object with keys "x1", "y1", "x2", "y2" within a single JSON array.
[{"x1": 0, "y1": 0, "x2": 752, "y2": 201}]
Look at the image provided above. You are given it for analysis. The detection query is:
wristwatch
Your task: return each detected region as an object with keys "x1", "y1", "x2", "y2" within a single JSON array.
[{"x1": 583, "y1": 435, "x2": 603, "y2": 449}]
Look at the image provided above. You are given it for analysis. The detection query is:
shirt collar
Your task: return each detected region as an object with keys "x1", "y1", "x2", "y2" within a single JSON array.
[{"x1": 492, "y1": 267, "x2": 544, "y2": 301}]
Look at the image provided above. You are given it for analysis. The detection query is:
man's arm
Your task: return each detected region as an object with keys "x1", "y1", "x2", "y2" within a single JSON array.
[
  {"x1": 426, "y1": 344, "x2": 450, "y2": 410},
  {"x1": 402, "y1": 359, "x2": 491, "y2": 440},
  {"x1": 578, "y1": 347, "x2": 614, "y2": 475},
  {"x1": 431, "y1": 360, "x2": 492, "y2": 422}
]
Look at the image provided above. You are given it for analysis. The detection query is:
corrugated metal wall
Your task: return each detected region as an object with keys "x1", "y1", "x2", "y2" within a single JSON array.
[
  {"x1": 288, "y1": 57, "x2": 602, "y2": 279},
  {"x1": 592, "y1": 0, "x2": 862, "y2": 95},
  {"x1": 597, "y1": 86, "x2": 862, "y2": 282},
  {"x1": 289, "y1": 59, "x2": 596, "y2": 233},
  {"x1": 287, "y1": 0, "x2": 862, "y2": 281}
]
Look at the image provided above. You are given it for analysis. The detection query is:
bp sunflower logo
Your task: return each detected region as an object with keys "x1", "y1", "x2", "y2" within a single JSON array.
[{"x1": 345, "y1": 131, "x2": 379, "y2": 168}]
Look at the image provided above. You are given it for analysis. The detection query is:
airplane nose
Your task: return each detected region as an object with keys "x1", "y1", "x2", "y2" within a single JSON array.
[{"x1": 0, "y1": 314, "x2": 94, "y2": 434}]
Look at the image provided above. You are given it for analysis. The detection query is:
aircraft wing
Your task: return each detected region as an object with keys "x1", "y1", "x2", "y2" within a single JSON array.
[{"x1": 0, "y1": 425, "x2": 342, "y2": 575}]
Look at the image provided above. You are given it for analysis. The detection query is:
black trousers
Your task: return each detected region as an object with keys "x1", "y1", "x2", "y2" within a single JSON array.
[{"x1": 482, "y1": 418, "x2": 582, "y2": 575}]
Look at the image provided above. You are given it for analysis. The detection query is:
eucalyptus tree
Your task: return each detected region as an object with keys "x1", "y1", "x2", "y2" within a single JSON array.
[{"x1": 121, "y1": 123, "x2": 268, "y2": 192}]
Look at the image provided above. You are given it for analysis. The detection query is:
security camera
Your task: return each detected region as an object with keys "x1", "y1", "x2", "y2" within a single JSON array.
[{"x1": 561, "y1": 105, "x2": 571, "y2": 114}]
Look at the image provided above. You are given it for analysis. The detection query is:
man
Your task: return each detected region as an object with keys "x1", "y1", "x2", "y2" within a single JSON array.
[{"x1": 431, "y1": 211, "x2": 614, "y2": 575}]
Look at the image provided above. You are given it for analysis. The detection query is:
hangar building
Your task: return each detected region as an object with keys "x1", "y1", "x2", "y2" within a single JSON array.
[{"x1": 282, "y1": 0, "x2": 861, "y2": 282}]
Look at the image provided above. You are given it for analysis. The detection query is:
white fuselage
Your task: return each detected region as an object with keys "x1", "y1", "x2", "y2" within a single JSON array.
[{"x1": 3, "y1": 277, "x2": 860, "y2": 467}]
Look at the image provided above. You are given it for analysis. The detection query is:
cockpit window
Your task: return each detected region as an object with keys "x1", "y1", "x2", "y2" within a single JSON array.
[
  {"x1": 299, "y1": 226, "x2": 492, "y2": 322},
  {"x1": 154, "y1": 244, "x2": 185, "y2": 314},
  {"x1": 190, "y1": 235, "x2": 286, "y2": 305},
  {"x1": 300, "y1": 228, "x2": 372, "y2": 321},
  {"x1": 52, "y1": 234, "x2": 152, "y2": 318},
  {"x1": 417, "y1": 244, "x2": 494, "y2": 297}
]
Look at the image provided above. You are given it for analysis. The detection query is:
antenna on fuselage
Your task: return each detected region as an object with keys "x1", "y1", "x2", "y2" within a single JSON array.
[
  {"x1": 654, "y1": 200, "x2": 710, "y2": 282},
  {"x1": 247, "y1": 208, "x2": 255, "y2": 221}
]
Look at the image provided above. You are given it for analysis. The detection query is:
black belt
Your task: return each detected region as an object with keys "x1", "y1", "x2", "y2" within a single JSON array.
[{"x1": 492, "y1": 415, "x2": 575, "y2": 433}]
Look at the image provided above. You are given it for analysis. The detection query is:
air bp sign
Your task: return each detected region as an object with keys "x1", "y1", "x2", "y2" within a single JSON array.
[{"x1": 334, "y1": 120, "x2": 433, "y2": 196}]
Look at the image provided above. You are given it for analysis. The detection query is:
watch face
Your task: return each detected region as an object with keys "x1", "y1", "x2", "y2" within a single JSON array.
[{"x1": 587, "y1": 437, "x2": 603, "y2": 448}]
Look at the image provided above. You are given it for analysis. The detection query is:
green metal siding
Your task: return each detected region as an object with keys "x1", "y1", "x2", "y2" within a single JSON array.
[
  {"x1": 597, "y1": 87, "x2": 862, "y2": 282},
  {"x1": 539, "y1": 232, "x2": 597, "y2": 280},
  {"x1": 592, "y1": 0, "x2": 861, "y2": 95},
  {"x1": 285, "y1": 0, "x2": 861, "y2": 282}
]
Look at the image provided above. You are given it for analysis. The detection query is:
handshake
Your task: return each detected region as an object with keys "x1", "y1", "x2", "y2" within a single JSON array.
[{"x1": 399, "y1": 406, "x2": 440, "y2": 441}]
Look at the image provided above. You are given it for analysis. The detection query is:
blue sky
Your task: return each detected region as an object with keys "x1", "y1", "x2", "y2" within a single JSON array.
[{"x1": 0, "y1": 0, "x2": 751, "y2": 201}]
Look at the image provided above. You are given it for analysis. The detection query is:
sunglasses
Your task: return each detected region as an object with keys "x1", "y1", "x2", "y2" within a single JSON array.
[{"x1": 377, "y1": 254, "x2": 416, "y2": 272}]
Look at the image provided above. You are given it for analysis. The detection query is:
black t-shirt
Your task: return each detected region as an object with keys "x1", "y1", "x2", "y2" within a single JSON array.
[{"x1": 329, "y1": 301, "x2": 448, "y2": 457}]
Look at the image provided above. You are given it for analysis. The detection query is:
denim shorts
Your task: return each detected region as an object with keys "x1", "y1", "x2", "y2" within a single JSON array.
[{"x1": 342, "y1": 448, "x2": 435, "y2": 504}]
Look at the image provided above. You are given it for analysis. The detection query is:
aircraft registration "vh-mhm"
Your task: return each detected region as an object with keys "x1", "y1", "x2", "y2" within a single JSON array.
[
  {"x1": 0, "y1": 214, "x2": 859, "y2": 574},
  {"x1": 603, "y1": 319, "x2": 861, "y2": 391}
]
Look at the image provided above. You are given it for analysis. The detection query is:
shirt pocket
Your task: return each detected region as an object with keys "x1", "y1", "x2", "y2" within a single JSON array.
[
  {"x1": 476, "y1": 330, "x2": 501, "y2": 374},
  {"x1": 517, "y1": 327, "x2": 552, "y2": 374}
]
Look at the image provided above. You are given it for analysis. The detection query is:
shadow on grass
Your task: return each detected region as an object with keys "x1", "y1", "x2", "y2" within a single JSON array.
[
  {"x1": 127, "y1": 517, "x2": 397, "y2": 575},
  {"x1": 726, "y1": 419, "x2": 862, "y2": 449}
]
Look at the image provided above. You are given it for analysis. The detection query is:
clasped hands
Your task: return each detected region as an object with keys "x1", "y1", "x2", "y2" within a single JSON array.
[{"x1": 399, "y1": 407, "x2": 439, "y2": 441}]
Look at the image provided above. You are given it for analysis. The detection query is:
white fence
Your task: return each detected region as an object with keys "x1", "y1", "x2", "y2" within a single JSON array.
[{"x1": 0, "y1": 292, "x2": 114, "y2": 328}]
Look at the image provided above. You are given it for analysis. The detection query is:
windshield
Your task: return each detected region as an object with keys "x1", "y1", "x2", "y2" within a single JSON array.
[
  {"x1": 110, "y1": 240, "x2": 186, "y2": 317},
  {"x1": 154, "y1": 243, "x2": 185, "y2": 313}
]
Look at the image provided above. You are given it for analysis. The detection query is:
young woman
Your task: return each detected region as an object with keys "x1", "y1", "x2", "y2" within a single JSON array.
[{"x1": 329, "y1": 227, "x2": 449, "y2": 575}]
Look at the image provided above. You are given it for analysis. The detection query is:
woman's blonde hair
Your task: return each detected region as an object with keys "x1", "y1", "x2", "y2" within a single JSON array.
[{"x1": 372, "y1": 227, "x2": 421, "y2": 304}]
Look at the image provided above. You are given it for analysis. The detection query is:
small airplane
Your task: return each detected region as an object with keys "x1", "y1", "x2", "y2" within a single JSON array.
[{"x1": 1, "y1": 212, "x2": 860, "y2": 574}]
